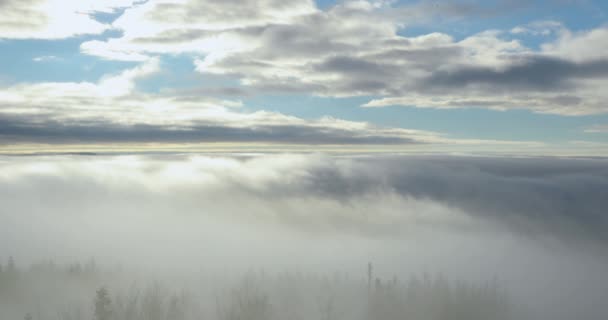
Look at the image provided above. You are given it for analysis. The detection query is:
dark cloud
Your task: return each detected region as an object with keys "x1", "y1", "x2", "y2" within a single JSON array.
[
  {"x1": 381, "y1": 156, "x2": 608, "y2": 247},
  {"x1": 246, "y1": 81, "x2": 328, "y2": 94},
  {"x1": 1, "y1": 153, "x2": 606, "y2": 250},
  {"x1": 170, "y1": 86, "x2": 251, "y2": 98},
  {"x1": 314, "y1": 56, "x2": 393, "y2": 77},
  {"x1": 0, "y1": 114, "x2": 417, "y2": 145},
  {"x1": 366, "y1": 47, "x2": 464, "y2": 69},
  {"x1": 258, "y1": 22, "x2": 356, "y2": 57},
  {"x1": 244, "y1": 155, "x2": 608, "y2": 249},
  {"x1": 424, "y1": 56, "x2": 608, "y2": 91}
]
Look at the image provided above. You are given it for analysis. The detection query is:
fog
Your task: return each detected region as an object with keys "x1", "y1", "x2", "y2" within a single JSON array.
[{"x1": 0, "y1": 153, "x2": 607, "y2": 320}]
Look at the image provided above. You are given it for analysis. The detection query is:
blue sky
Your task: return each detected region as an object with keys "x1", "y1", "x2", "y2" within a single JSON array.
[{"x1": 0, "y1": 0, "x2": 607, "y2": 154}]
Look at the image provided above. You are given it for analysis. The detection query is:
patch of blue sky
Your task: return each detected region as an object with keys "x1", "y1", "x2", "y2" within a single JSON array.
[
  {"x1": 315, "y1": 0, "x2": 338, "y2": 9},
  {"x1": 0, "y1": 31, "x2": 136, "y2": 85},
  {"x1": 92, "y1": 8, "x2": 130, "y2": 24},
  {"x1": 91, "y1": 1, "x2": 149, "y2": 24}
]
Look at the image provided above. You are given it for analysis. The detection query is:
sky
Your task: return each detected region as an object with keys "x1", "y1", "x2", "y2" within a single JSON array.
[
  {"x1": 1, "y1": 2, "x2": 608, "y2": 318},
  {"x1": 1, "y1": 0, "x2": 608, "y2": 154}
]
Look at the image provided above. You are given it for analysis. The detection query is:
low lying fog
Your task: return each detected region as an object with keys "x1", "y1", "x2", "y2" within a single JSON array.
[{"x1": 0, "y1": 153, "x2": 606, "y2": 320}]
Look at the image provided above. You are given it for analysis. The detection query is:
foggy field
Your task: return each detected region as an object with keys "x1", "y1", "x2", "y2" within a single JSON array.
[
  {"x1": 1, "y1": 154, "x2": 607, "y2": 320},
  {"x1": 0, "y1": 258, "x2": 510, "y2": 320}
]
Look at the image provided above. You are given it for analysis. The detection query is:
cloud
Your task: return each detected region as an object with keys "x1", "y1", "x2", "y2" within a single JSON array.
[
  {"x1": 73, "y1": 0, "x2": 608, "y2": 115},
  {"x1": 1, "y1": 153, "x2": 607, "y2": 320},
  {"x1": 0, "y1": 59, "x2": 546, "y2": 148},
  {"x1": 0, "y1": 0, "x2": 137, "y2": 39},
  {"x1": 0, "y1": 154, "x2": 608, "y2": 278},
  {"x1": 0, "y1": 72, "x2": 431, "y2": 146},
  {"x1": 3, "y1": 1, "x2": 606, "y2": 148},
  {"x1": 32, "y1": 55, "x2": 60, "y2": 62},
  {"x1": 0, "y1": 113, "x2": 424, "y2": 145},
  {"x1": 584, "y1": 124, "x2": 608, "y2": 133},
  {"x1": 423, "y1": 56, "x2": 608, "y2": 91},
  {"x1": 187, "y1": 153, "x2": 608, "y2": 249},
  {"x1": 360, "y1": 55, "x2": 608, "y2": 114},
  {"x1": 350, "y1": 28, "x2": 608, "y2": 115},
  {"x1": 361, "y1": 27, "x2": 608, "y2": 115},
  {"x1": 542, "y1": 26, "x2": 608, "y2": 62},
  {"x1": 0, "y1": 153, "x2": 606, "y2": 249},
  {"x1": 510, "y1": 20, "x2": 564, "y2": 36},
  {"x1": 80, "y1": 0, "x2": 318, "y2": 60}
]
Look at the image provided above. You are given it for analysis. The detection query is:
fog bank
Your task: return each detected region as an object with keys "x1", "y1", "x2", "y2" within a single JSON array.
[{"x1": 1, "y1": 153, "x2": 607, "y2": 320}]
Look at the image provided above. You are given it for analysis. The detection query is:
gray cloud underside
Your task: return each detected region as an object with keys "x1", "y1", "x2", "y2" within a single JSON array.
[
  {"x1": 0, "y1": 115, "x2": 416, "y2": 145},
  {"x1": 1, "y1": 154, "x2": 606, "y2": 250},
  {"x1": 232, "y1": 155, "x2": 608, "y2": 248},
  {"x1": 262, "y1": 53, "x2": 608, "y2": 97},
  {"x1": 423, "y1": 56, "x2": 608, "y2": 92}
]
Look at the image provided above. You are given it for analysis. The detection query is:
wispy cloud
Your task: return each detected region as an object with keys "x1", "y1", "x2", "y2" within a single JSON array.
[
  {"x1": 585, "y1": 124, "x2": 608, "y2": 133},
  {"x1": 32, "y1": 55, "x2": 60, "y2": 62}
]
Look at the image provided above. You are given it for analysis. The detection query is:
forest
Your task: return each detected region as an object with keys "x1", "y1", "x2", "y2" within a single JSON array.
[{"x1": 0, "y1": 257, "x2": 510, "y2": 320}]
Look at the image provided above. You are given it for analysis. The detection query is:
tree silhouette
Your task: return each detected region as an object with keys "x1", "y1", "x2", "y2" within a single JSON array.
[{"x1": 94, "y1": 287, "x2": 112, "y2": 320}]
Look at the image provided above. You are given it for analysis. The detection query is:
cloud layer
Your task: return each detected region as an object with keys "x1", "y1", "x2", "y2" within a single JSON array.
[
  {"x1": 71, "y1": 0, "x2": 608, "y2": 115},
  {"x1": 0, "y1": 59, "x2": 544, "y2": 148},
  {"x1": 1, "y1": 154, "x2": 607, "y2": 320},
  {"x1": 0, "y1": 75, "x2": 433, "y2": 146},
  {"x1": 1, "y1": 154, "x2": 606, "y2": 248}
]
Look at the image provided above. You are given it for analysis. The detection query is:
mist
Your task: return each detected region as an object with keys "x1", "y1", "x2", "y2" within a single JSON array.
[{"x1": 1, "y1": 153, "x2": 607, "y2": 320}]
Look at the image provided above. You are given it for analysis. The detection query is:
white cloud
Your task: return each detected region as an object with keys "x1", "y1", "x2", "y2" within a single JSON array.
[
  {"x1": 79, "y1": 0, "x2": 318, "y2": 60},
  {"x1": 511, "y1": 20, "x2": 564, "y2": 36},
  {"x1": 32, "y1": 55, "x2": 60, "y2": 62},
  {"x1": 542, "y1": 26, "x2": 608, "y2": 62},
  {"x1": 584, "y1": 124, "x2": 608, "y2": 133},
  {"x1": 80, "y1": 40, "x2": 151, "y2": 62},
  {"x1": 97, "y1": 57, "x2": 161, "y2": 96},
  {"x1": 0, "y1": 0, "x2": 137, "y2": 39}
]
